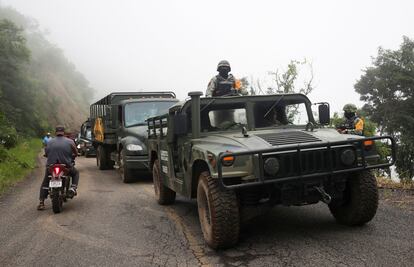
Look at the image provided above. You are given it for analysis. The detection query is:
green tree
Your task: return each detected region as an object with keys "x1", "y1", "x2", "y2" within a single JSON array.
[
  {"x1": 249, "y1": 59, "x2": 314, "y2": 96},
  {"x1": 0, "y1": 6, "x2": 94, "y2": 135},
  {"x1": 249, "y1": 59, "x2": 315, "y2": 123},
  {"x1": 355, "y1": 36, "x2": 414, "y2": 180},
  {"x1": 0, "y1": 19, "x2": 37, "y2": 134},
  {"x1": 266, "y1": 59, "x2": 314, "y2": 95}
]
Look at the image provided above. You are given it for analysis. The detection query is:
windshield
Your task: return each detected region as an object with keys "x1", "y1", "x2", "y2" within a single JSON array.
[
  {"x1": 207, "y1": 108, "x2": 247, "y2": 131},
  {"x1": 86, "y1": 130, "x2": 92, "y2": 139},
  {"x1": 124, "y1": 101, "x2": 176, "y2": 127},
  {"x1": 254, "y1": 99, "x2": 310, "y2": 128}
]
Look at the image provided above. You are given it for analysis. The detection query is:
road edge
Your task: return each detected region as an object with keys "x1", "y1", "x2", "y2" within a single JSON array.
[{"x1": 0, "y1": 151, "x2": 43, "y2": 199}]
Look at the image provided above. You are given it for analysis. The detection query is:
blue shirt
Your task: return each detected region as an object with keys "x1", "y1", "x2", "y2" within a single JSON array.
[{"x1": 42, "y1": 136, "x2": 51, "y2": 145}]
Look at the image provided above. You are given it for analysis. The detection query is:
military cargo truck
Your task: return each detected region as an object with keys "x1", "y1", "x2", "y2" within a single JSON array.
[
  {"x1": 147, "y1": 92, "x2": 395, "y2": 249},
  {"x1": 90, "y1": 92, "x2": 178, "y2": 182}
]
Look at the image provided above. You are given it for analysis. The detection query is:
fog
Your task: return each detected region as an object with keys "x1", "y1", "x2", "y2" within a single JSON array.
[{"x1": 2, "y1": 0, "x2": 413, "y2": 113}]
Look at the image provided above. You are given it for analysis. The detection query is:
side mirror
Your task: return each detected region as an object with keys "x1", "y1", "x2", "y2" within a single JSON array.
[
  {"x1": 318, "y1": 104, "x2": 330, "y2": 125},
  {"x1": 173, "y1": 114, "x2": 188, "y2": 135}
]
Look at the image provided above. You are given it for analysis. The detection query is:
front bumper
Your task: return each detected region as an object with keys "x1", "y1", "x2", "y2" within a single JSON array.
[
  {"x1": 124, "y1": 155, "x2": 149, "y2": 171},
  {"x1": 84, "y1": 146, "x2": 96, "y2": 155},
  {"x1": 217, "y1": 136, "x2": 396, "y2": 189}
]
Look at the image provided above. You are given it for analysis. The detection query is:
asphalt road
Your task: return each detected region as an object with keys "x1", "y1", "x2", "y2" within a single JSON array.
[{"x1": 1, "y1": 156, "x2": 413, "y2": 267}]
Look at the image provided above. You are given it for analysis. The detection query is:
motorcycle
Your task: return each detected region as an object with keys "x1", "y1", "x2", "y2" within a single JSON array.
[{"x1": 48, "y1": 164, "x2": 74, "y2": 213}]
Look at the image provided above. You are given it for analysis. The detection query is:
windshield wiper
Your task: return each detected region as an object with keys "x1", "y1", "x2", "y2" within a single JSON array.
[{"x1": 263, "y1": 95, "x2": 285, "y2": 118}]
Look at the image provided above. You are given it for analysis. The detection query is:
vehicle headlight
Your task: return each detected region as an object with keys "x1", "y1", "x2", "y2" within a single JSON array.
[
  {"x1": 77, "y1": 144, "x2": 80, "y2": 149},
  {"x1": 264, "y1": 157, "x2": 280, "y2": 176},
  {"x1": 340, "y1": 149, "x2": 356, "y2": 166},
  {"x1": 126, "y1": 144, "x2": 143, "y2": 151}
]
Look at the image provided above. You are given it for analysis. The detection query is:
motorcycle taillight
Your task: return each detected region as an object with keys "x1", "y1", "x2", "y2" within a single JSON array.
[{"x1": 53, "y1": 166, "x2": 61, "y2": 175}]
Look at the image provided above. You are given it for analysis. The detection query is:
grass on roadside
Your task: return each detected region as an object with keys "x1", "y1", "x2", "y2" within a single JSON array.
[
  {"x1": 0, "y1": 138, "x2": 42, "y2": 194},
  {"x1": 377, "y1": 176, "x2": 414, "y2": 190}
]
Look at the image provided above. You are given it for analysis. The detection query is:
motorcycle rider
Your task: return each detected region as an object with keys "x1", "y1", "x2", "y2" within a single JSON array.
[
  {"x1": 206, "y1": 60, "x2": 248, "y2": 97},
  {"x1": 337, "y1": 104, "x2": 364, "y2": 135},
  {"x1": 37, "y1": 125, "x2": 79, "y2": 210}
]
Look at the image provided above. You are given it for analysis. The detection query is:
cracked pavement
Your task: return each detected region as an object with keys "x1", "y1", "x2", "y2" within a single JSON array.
[{"x1": 0, "y1": 156, "x2": 413, "y2": 266}]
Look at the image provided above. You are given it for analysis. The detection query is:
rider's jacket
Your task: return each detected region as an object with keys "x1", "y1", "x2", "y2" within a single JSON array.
[{"x1": 45, "y1": 136, "x2": 75, "y2": 166}]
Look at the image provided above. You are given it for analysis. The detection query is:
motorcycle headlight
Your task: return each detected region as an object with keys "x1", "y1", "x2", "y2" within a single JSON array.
[
  {"x1": 77, "y1": 144, "x2": 80, "y2": 149},
  {"x1": 126, "y1": 144, "x2": 143, "y2": 151}
]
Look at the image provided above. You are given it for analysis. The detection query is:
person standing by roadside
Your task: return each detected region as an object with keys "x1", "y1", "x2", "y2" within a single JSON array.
[{"x1": 42, "y1": 132, "x2": 51, "y2": 147}]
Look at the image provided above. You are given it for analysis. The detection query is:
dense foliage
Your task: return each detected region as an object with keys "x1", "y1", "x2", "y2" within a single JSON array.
[
  {"x1": 0, "y1": 6, "x2": 93, "y2": 143},
  {"x1": 355, "y1": 36, "x2": 414, "y2": 180},
  {"x1": 0, "y1": 138, "x2": 41, "y2": 193}
]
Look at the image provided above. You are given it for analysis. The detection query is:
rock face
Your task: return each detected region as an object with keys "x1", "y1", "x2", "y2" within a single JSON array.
[{"x1": 35, "y1": 68, "x2": 92, "y2": 132}]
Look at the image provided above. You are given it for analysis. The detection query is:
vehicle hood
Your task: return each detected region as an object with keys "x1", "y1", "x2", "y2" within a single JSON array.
[
  {"x1": 194, "y1": 128, "x2": 364, "y2": 156},
  {"x1": 123, "y1": 125, "x2": 148, "y2": 140}
]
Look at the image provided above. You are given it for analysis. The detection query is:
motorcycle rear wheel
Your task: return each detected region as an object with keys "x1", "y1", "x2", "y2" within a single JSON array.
[{"x1": 51, "y1": 189, "x2": 63, "y2": 214}]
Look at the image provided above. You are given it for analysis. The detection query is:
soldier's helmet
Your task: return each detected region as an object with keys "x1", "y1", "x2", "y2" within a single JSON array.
[
  {"x1": 343, "y1": 104, "x2": 357, "y2": 113},
  {"x1": 217, "y1": 60, "x2": 231, "y2": 71}
]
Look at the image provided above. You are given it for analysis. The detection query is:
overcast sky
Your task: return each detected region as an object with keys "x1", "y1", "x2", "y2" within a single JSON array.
[{"x1": 2, "y1": 0, "x2": 413, "y2": 113}]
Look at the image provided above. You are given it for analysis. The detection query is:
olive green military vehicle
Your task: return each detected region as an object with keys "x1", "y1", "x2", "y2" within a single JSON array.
[
  {"x1": 90, "y1": 92, "x2": 178, "y2": 183},
  {"x1": 147, "y1": 92, "x2": 395, "y2": 249}
]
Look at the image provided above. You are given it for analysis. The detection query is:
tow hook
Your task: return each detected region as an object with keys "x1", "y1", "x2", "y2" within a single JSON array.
[{"x1": 314, "y1": 186, "x2": 332, "y2": 204}]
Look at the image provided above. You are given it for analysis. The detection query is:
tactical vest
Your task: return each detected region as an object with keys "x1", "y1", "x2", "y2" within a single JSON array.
[
  {"x1": 343, "y1": 116, "x2": 364, "y2": 135},
  {"x1": 212, "y1": 75, "x2": 235, "y2": 96},
  {"x1": 343, "y1": 116, "x2": 360, "y2": 129}
]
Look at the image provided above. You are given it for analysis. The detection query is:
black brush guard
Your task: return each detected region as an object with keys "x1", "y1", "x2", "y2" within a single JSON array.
[{"x1": 217, "y1": 136, "x2": 396, "y2": 189}]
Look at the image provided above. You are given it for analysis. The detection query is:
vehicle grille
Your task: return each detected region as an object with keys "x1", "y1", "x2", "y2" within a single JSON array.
[
  {"x1": 262, "y1": 146, "x2": 356, "y2": 179},
  {"x1": 257, "y1": 131, "x2": 321, "y2": 146}
]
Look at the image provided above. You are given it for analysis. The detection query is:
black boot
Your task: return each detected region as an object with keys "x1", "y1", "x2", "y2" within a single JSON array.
[
  {"x1": 68, "y1": 187, "x2": 77, "y2": 198},
  {"x1": 37, "y1": 200, "x2": 45, "y2": 210}
]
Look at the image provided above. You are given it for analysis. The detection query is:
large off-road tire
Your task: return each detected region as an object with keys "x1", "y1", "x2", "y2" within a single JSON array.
[
  {"x1": 96, "y1": 146, "x2": 108, "y2": 170},
  {"x1": 51, "y1": 189, "x2": 63, "y2": 214},
  {"x1": 197, "y1": 171, "x2": 240, "y2": 249},
  {"x1": 119, "y1": 150, "x2": 135, "y2": 183},
  {"x1": 97, "y1": 145, "x2": 114, "y2": 170},
  {"x1": 329, "y1": 170, "x2": 378, "y2": 226},
  {"x1": 152, "y1": 159, "x2": 175, "y2": 205}
]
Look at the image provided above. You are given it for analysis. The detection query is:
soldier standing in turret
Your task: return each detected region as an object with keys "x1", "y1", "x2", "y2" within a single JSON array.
[
  {"x1": 337, "y1": 104, "x2": 364, "y2": 135},
  {"x1": 206, "y1": 60, "x2": 248, "y2": 97}
]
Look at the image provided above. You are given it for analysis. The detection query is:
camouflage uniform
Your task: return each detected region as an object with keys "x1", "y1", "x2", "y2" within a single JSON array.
[
  {"x1": 206, "y1": 60, "x2": 248, "y2": 97},
  {"x1": 338, "y1": 104, "x2": 364, "y2": 135}
]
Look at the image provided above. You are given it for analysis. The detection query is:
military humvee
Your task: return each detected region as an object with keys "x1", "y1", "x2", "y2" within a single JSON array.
[{"x1": 147, "y1": 92, "x2": 395, "y2": 249}]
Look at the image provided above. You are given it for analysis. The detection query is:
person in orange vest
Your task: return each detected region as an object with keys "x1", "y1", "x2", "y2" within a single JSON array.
[{"x1": 337, "y1": 104, "x2": 364, "y2": 135}]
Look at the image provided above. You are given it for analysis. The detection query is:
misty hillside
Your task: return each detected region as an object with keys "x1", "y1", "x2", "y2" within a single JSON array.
[{"x1": 0, "y1": 6, "x2": 93, "y2": 135}]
